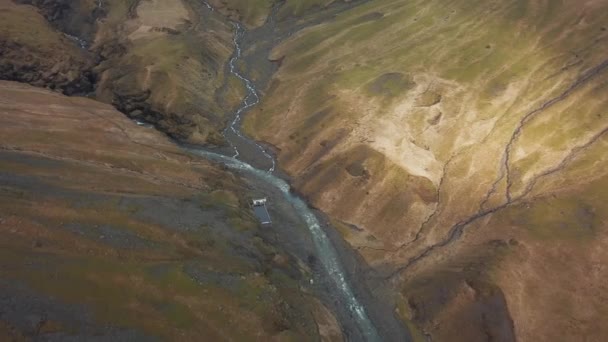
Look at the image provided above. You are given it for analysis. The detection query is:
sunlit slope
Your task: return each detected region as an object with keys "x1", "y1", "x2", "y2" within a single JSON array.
[
  {"x1": 207, "y1": 0, "x2": 349, "y2": 27},
  {"x1": 277, "y1": 0, "x2": 347, "y2": 20},
  {"x1": 245, "y1": 0, "x2": 608, "y2": 251},
  {"x1": 244, "y1": 0, "x2": 608, "y2": 339},
  {"x1": 94, "y1": 0, "x2": 242, "y2": 144},
  {"x1": 207, "y1": 0, "x2": 274, "y2": 28}
]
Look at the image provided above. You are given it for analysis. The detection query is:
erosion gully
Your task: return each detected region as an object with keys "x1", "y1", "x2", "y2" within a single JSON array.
[{"x1": 185, "y1": 2, "x2": 411, "y2": 341}]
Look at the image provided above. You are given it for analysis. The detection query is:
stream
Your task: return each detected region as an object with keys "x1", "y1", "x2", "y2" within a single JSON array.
[
  {"x1": 190, "y1": 2, "x2": 385, "y2": 341},
  {"x1": 187, "y1": 150, "x2": 382, "y2": 341},
  {"x1": 224, "y1": 22, "x2": 276, "y2": 173}
]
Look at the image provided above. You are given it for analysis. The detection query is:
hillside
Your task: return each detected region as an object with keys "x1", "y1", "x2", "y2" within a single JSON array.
[
  {"x1": 2, "y1": 0, "x2": 608, "y2": 340},
  {"x1": 0, "y1": 81, "x2": 341, "y2": 340},
  {"x1": 0, "y1": 1, "x2": 403, "y2": 340},
  {"x1": 0, "y1": 0, "x2": 360, "y2": 147},
  {"x1": 243, "y1": 0, "x2": 608, "y2": 340},
  {"x1": 0, "y1": 0, "x2": 246, "y2": 144},
  {"x1": 93, "y1": 0, "x2": 243, "y2": 144},
  {"x1": 0, "y1": 0, "x2": 95, "y2": 94}
]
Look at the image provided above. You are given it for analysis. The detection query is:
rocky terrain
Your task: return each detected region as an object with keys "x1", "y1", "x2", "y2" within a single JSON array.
[{"x1": 243, "y1": 0, "x2": 608, "y2": 340}]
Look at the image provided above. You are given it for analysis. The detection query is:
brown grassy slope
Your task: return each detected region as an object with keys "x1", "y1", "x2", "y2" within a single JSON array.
[
  {"x1": 94, "y1": 0, "x2": 244, "y2": 144},
  {"x1": 0, "y1": 0, "x2": 94, "y2": 94},
  {"x1": 206, "y1": 0, "x2": 349, "y2": 28},
  {"x1": 0, "y1": 81, "x2": 326, "y2": 340},
  {"x1": 1, "y1": 0, "x2": 357, "y2": 146},
  {"x1": 0, "y1": 0, "x2": 246, "y2": 145},
  {"x1": 243, "y1": 0, "x2": 608, "y2": 340},
  {"x1": 276, "y1": 0, "x2": 346, "y2": 20},
  {"x1": 207, "y1": 0, "x2": 274, "y2": 28},
  {"x1": 15, "y1": 0, "x2": 100, "y2": 39},
  {"x1": 398, "y1": 141, "x2": 608, "y2": 341},
  {"x1": 244, "y1": 0, "x2": 608, "y2": 257}
]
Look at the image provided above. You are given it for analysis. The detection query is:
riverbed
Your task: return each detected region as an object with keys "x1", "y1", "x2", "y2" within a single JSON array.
[{"x1": 188, "y1": 2, "x2": 411, "y2": 341}]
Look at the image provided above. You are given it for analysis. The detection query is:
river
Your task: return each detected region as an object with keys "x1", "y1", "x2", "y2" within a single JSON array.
[
  {"x1": 189, "y1": 2, "x2": 390, "y2": 341},
  {"x1": 187, "y1": 148, "x2": 383, "y2": 341},
  {"x1": 224, "y1": 22, "x2": 276, "y2": 173},
  {"x1": 187, "y1": 0, "x2": 420, "y2": 341}
]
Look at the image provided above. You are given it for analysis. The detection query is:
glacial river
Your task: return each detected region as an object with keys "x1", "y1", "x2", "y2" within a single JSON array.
[{"x1": 190, "y1": 3, "x2": 382, "y2": 340}]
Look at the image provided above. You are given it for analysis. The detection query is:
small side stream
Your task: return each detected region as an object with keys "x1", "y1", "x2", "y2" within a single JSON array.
[{"x1": 224, "y1": 22, "x2": 276, "y2": 173}]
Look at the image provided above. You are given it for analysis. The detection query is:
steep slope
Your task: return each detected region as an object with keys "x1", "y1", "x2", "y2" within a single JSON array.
[
  {"x1": 0, "y1": 81, "x2": 337, "y2": 340},
  {"x1": 91, "y1": 0, "x2": 355, "y2": 142},
  {"x1": 206, "y1": 0, "x2": 350, "y2": 28},
  {"x1": 0, "y1": 0, "x2": 95, "y2": 94},
  {"x1": 243, "y1": 0, "x2": 608, "y2": 340},
  {"x1": 0, "y1": 0, "x2": 245, "y2": 145},
  {"x1": 92, "y1": 0, "x2": 241, "y2": 144},
  {"x1": 206, "y1": 0, "x2": 274, "y2": 28},
  {"x1": 0, "y1": 0, "x2": 362, "y2": 146},
  {"x1": 14, "y1": 0, "x2": 101, "y2": 40}
]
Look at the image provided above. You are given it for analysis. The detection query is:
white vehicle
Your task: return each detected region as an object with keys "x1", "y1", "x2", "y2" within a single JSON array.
[
  {"x1": 251, "y1": 198, "x2": 267, "y2": 206},
  {"x1": 251, "y1": 198, "x2": 271, "y2": 225}
]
